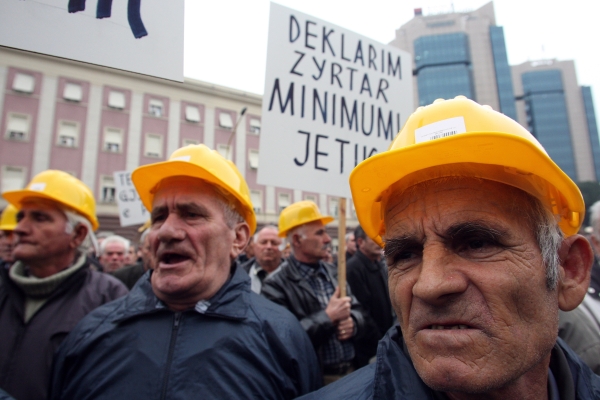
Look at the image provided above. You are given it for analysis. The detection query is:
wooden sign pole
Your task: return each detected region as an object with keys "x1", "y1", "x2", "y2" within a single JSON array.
[{"x1": 337, "y1": 197, "x2": 347, "y2": 297}]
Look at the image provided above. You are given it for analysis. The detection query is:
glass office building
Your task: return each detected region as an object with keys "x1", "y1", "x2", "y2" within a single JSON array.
[
  {"x1": 582, "y1": 86, "x2": 600, "y2": 180},
  {"x1": 522, "y1": 70, "x2": 577, "y2": 179},
  {"x1": 489, "y1": 26, "x2": 517, "y2": 120},
  {"x1": 414, "y1": 33, "x2": 475, "y2": 106}
]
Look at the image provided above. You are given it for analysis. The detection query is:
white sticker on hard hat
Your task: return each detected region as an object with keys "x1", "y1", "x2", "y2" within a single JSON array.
[
  {"x1": 414, "y1": 117, "x2": 467, "y2": 144},
  {"x1": 29, "y1": 183, "x2": 46, "y2": 191},
  {"x1": 171, "y1": 155, "x2": 191, "y2": 162}
]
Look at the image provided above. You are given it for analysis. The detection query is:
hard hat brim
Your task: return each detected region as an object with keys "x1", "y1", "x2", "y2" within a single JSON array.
[
  {"x1": 132, "y1": 160, "x2": 257, "y2": 234},
  {"x1": 3, "y1": 189, "x2": 100, "y2": 230},
  {"x1": 278, "y1": 215, "x2": 335, "y2": 238},
  {"x1": 350, "y1": 132, "x2": 584, "y2": 246}
]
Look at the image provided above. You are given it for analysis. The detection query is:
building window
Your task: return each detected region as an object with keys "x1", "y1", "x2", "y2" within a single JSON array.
[
  {"x1": 218, "y1": 112, "x2": 233, "y2": 129},
  {"x1": 148, "y1": 99, "x2": 163, "y2": 117},
  {"x1": 183, "y1": 138, "x2": 199, "y2": 146},
  {"x1": 251, "y1": 190, "x2": 262, "y2": 214},
  {"x1": 144, "y1": 134, "x2": 163, "y2": 158},
  {"x1": 329, "y1": 197, "x2": 339, "y2": 217},
  {"x1": 305, "y1": 194, "x2": 317, "y2": 203},
  {"x1": 248, "y1": 149, "x2": 259, "y2": 169},
  {"x1": 278, "y1": 193, "x2": 290, "y2": 213},
  {"x1": 57, "y1": 120, "x2": 79, "y2": 147},
  {"x1": 5, "y1": 113, "x2": 31, "y2": 141},
  {"x1": 104, "y1": 127, "x2": 123, "y2": 153},
  {"x1": 1, "y1": 166, "x2": 27, "y2": 193},
  {"x1": 108, "y1": 91, "x2": 125, "y2": 109},
  {"x1": 63, "y1": 83, "x2": 83, "y2": 102},
  {"x1": 100, "y1": 176, "x2": 116, "y2": 203},
  {"x1": 185, "y1": 105, "x2": 201, "y2": 122},
  {"x1": 13, "y1": 73, "x2": 34, "y2": 93},
  {"x1": 249, "y1": 118, "x2": 261, "y2": 134},
  {"x1": 217, "y1": 144, "x2": 232, "y2": 160}
]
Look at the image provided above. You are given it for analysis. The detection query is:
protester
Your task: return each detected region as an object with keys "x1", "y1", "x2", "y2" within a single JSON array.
[
  {"x1": 0, "y1": 205, "x2": 18, "y2": 269},
  {"x1": 111, "y1": 229, "x2": 153, "y2": 289},
  {"x1": 50, "y1": 144, "x2": 321, "y2": 399},
  {"x1": 98, "y1": 235, "x2": 129, "y2": 272},
  {"x1": 301, "y1": 97, "x2": 600, "y2": 398},
  {"x1": 262, "y1": 200, "x2": 367, "y2": 384},
  {"x1": 0, "y1": 170, "x2": 128, "y2": 400},
  {"x1": 346, "y1": 225, "x2": 394, "y2": 368},
  {"x1": 126, "y1": 243, "x2": 137, "y2": 264},
  {"x1": 334, "y1": 232, "x2": 356, "y2": 267},
  {"x1": 583, "y1": 200, "x2": 600, "y2": 327},
  {"x1": 241, "y1": 225, "x2": 283, "y2": 294}
]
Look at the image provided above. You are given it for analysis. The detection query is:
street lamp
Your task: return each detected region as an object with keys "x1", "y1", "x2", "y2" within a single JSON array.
[{"x1": 226, "y1": 107, "x2": 248, "y2": 152}]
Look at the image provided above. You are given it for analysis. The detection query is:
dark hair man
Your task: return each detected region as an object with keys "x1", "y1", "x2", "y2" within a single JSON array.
[
  {"x1": 301, "y1": 97, "x2": 600, "y2": 399},
  {"x1": 346, "y1": 225, "x2": 394, "y2": 368},
  {"x1": 0, "y1": 170, "x2": 127, "y2": 400},
  {"x1": 50, "y1": 145, "x2": 321, "y2": 399}
]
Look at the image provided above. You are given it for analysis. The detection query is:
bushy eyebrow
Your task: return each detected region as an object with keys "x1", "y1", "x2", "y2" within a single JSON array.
[
  {"x1": 151, "y1": 202, "x2": 208, "y2": 221},
  {"x1": 383, "y1": 221, "x2": 509, "y2": 260},
  {"x1": 445, "y1": 221, "x2": 508, "y2": 243}
]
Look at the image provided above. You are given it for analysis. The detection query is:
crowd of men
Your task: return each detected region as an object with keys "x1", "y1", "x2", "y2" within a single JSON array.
[{"x1": 1, "y1": 97, "x2": 600, "y2": 399}]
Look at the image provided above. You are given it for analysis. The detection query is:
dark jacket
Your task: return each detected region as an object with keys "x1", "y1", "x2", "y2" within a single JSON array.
[
  {"x1": 110, "y1": 261, "x2": 145, "y2": 289},
  {"x1": 0, "y1": 260, "x2": 128, "y2": 400},
  {"x1": 261, "y1": 256, "x2": 367, "y2": 354},
  {"x1": 50, "y1": 264, "x2": 321, "y2": 400},
  {"x1": 299, "y1": 326, "x2": 600, "y2": 399},
  {"x1": 346, "y1": 250, "x2": 394, "y2": 367}
]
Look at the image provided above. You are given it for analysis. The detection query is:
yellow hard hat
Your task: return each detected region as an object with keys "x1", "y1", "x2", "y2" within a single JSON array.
[
  {"x1": 0, "y1": 204, "x2": 18, "y2": 231},
  {"x1": 350, "y1": 96, "x2": 584, "y2": 246},
  {"x1": 131, "y1": 144, "x2": 257, "y2": 234},
  {"x1": 3, "y1": 170, "x2": 99, "y2": 230},
  {"x1": 278, "y1": 200, "x2": 334, "y2": 237}
]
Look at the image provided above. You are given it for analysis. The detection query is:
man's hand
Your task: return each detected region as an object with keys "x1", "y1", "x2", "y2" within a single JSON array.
[
  {"x1": 325, "y1": 286, "x2": 351, "y2": 323},
  {"x1": 337, "y1": 317, "x2": 354, "y2": 341}
]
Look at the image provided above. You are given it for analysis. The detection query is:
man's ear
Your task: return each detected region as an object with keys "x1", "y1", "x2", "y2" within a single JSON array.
[
  {"x1": 557, "y1": 234, "x2": 593, "y2": 311},
  {"x1": 70, "y1": 224, "x2": 88, "y2": 250},
  {"x1": 230, "y1": 223, "x2": 250, "y2": 259}
]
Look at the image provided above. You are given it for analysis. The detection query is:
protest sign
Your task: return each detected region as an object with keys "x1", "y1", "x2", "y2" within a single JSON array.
[
  {"x1": 258, "y1": 3, "x2": 413, "y2": 198},
  {"x1": 0, "y1": 0, "x2": 184, "y2": 81},
  {"x1": 113, "y1": 170, "x2": 148, "y2": 227}
]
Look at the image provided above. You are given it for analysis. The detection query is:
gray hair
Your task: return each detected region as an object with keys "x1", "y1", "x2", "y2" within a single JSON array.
[
  {"x1": 254, "y1": 225, "x2": 279, "y2": 243},
  {"x1": 64, "y1": 210, "x2": 98, "y2": 255},
  {"x1": 100, "y1": 235, "x2": 130, "y2": 256}
]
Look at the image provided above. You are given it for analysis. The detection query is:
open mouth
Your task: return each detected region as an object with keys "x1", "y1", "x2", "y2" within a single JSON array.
[
  {"x1": 159, "y1": 253, "x2": 190, "y2": 265},
  {"x1": 428, "y1": 324, "x2": 471, "y2": 330}
]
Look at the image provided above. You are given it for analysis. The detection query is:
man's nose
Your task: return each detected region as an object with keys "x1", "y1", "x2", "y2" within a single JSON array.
[
  {"x1": 157, "y1": 213, "x2": 185, "y2": 242},
  {"x1": 412, "y1": 243, "x2": 468, "y2": 306}
]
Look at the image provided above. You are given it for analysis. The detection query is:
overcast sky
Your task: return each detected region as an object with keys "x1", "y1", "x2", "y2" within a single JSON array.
[{"x1": 183, "y1": 0, "x2": 600, "y2": 118}]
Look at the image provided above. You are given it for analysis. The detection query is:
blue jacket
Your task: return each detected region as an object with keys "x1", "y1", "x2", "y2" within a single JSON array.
[
  {"x1": 50, "y1": 264, "x2": 321, "y2": 399},
  {"x1": 300, "y1": 326, "x2": 600, "y2": 399}
]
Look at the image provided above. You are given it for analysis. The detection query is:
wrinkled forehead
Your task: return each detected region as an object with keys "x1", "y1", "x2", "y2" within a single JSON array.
[
  {"x1": 152, "y1": 176, "x2": 224, "y2": 207},
  {"x1": 383, "y1": 177, "x2": 533, "y2": 232},
  {"x1": 19, "y1": 197, "x2": 66, "y2": 216}
]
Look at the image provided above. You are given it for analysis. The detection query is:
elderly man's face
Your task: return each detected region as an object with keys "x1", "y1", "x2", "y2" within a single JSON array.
[
  {"x1": 149, "y1": 178, "x2": 247, "y2": 308},
  {"x1": 255, "y1": 227, "x2": 282, "y2": 271},
  {"x1": 100, "y1": 242, "x2": 127, "y2": 272},
  {"x1": 13, "y1": 200, "x2": 82, "y2": 277},
  {"x1": 383, "y1": 179, "x2": 557, "y2": 395},
  {"x1": 294, "y1": 220, "x2": 331, "y2": 263}
]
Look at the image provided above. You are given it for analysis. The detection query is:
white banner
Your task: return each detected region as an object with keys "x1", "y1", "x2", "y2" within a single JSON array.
[
  {"x1": 0, "y1": 0, "x2": 184, "y2": 82},
  {"x1": 113, "y1": 170, "x2": 148, "y2": 227},
  {"x1": 258, "y1": 3, "x2": 413, "y2": 198}
]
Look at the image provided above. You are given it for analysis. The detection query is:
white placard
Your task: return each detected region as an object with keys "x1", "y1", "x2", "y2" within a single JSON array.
[
  {"x1": 0, "y1": 0, "x2": 184, "y2": 82},
  {"x1": 258, "y1": 3, "x2": 413, "y2": 198},
  {"x1": 113, "y1": 171, "x2": 149, "y2": 227}
]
